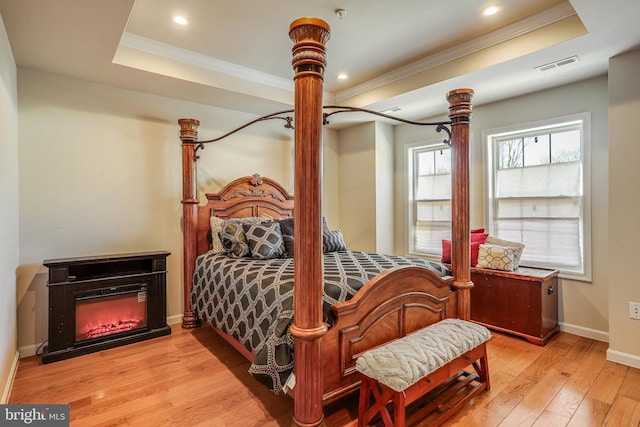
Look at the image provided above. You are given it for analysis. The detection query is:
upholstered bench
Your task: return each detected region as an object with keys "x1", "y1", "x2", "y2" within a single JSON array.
[{"x1": 355, "y1": 318, "x2": 491, "y2": 427}]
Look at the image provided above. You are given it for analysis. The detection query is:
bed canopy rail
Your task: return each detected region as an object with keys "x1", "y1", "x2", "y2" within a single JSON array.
[
  {"x1": 182, "y1": 106, "x2": 452, "y2": 147},
  {"x1": 178, "y1": 17, "x2": 473, "y2": 427},
  {"x1": 178, "y1": 101, "x2": 474, "y2": 324}
]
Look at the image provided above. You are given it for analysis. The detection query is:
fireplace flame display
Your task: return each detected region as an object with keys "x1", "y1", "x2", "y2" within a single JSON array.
[{"x1": 75, "y1": 291, "x2": 147, "y2": 342}]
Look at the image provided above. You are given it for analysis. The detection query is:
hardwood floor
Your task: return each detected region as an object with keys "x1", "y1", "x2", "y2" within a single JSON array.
[{"x1": 9, "y1": 324, "x2": 640, "y2": 426}]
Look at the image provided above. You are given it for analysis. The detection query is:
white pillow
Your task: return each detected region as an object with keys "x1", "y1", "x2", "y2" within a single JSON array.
[
  {"x1": 484, "y1": 236, "x2": 525, "y2": 267},
  {"x1": 476, "y1": 244, "x2": 517, "y2": 271}
]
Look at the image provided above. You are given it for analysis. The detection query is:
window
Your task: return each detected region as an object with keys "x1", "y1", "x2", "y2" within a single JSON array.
[
  {"x1": 407, "y1": 141, "x2": 451, "y2": 256},
  {"x1": 486, "y1": 113, "x2": 591, "y2": 279}
]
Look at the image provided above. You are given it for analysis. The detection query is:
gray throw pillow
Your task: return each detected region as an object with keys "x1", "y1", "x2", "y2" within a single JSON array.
[
  {"x1": 219, "y1": 222, "x2": 250, "y2": 258},
  {"x1": 243, "y1": 222, "x2": 286, "y2": 260}
]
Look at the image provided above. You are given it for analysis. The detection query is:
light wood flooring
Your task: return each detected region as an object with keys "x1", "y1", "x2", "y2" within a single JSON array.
[{"x1": 8, "y1": 324, "x2": 640, "y2": 426}]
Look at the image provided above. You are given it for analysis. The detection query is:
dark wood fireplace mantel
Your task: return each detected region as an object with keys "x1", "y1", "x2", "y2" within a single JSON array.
[{"x1": 42, "y1": 251, "x2": 171, "y2": 364}]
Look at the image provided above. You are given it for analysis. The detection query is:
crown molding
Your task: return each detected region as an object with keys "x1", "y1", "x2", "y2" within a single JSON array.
[
  {"x1": 335, "y1": 2, "x2": 578, "y2": 102},
  {"x1": 119, "y1": 32, "x2": 295, "y2": 92}
]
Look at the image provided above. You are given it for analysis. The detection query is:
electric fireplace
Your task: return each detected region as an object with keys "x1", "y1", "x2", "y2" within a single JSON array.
[
  {"x1": 42, "y1": 251, "x2": 171, "y2": 364},
  {"x1": 75, "y1": 283, "x2": 148, "y2": 343}
]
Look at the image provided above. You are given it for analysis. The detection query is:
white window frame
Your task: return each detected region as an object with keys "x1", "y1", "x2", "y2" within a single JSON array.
[
  {"x1": 483, "y1": 112, "x2": 592, "y2": 281},
  {"x1": 406, "y1": 139, "x2": 452, "y2": 258}
]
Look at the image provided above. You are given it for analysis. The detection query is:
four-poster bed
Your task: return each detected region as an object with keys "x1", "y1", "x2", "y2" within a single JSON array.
[{"x1": 178, "y1": 17, "x2": 476, "y2": 427}]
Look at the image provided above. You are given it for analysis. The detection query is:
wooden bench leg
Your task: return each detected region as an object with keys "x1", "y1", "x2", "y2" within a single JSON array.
[
  {"x1": 393, "y1": 390, "x2": 406, "y2": 427},
  {"x1": 358, "y1": 376, "x2": 397, "y2": 427},
  {"x1": 472, "y1": 343, "x2": 490, "y2": 391},
  {"x1": 358, "y1": 378, "x2": 370, "y2": 427}
]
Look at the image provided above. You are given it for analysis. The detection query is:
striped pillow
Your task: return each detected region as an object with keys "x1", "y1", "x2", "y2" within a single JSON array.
[{"x1": 323, "y1": 229, "x2": 348, "y2": 253}]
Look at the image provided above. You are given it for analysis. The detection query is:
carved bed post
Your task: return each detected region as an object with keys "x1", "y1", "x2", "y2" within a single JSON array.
[
  {"x1": 178, "y1": 118, "x2": 201, "y2": 329},
  {"x1": 447, "y1": 89, "x2": 474, "y2": 320},
  {"x1": 289, "y1": 17, "x2": 330, "y2": 427}
]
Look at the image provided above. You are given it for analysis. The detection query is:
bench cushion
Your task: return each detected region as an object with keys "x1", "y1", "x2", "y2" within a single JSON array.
[{"x1": 355, "y1": 318, "x2": 491, "y2": 392}]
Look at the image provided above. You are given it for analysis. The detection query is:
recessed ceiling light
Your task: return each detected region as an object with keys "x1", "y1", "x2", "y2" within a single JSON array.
[
  {"x1": 173, "y1": 15, "x2": 189, "y2": 26},
  {"x1": 337, "y1": 73, "x2": 348, "y2": 80},
  {"x1": 482, "y1": 6, "x2": 500, "y2": 16}
]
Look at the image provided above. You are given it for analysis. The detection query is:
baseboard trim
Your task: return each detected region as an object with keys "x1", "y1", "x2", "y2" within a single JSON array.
[
  {"x1": 167, "y1": 314, "x2": 183, "y2": 325},
  {"x1": 18, "y1": 342, "x2": 43, "y2": 359},
  {"x1": 1, "y1": 351, "x2": 19, "y2": 404},
  {"x1": 607, "y1": 348, "x2": 640, "y2": 370},
  {"x1": 558, "y1": 322, "x2": 609, "y2": 342}
]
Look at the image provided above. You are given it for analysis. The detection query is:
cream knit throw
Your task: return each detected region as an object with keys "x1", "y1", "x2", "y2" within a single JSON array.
[{"x1": 355, "y1": 318, "x2": 491, "y2": 392}]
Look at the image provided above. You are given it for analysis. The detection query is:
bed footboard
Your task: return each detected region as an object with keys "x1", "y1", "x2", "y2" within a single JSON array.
[{"x1": 321, "y1": 265, "x2": 456, "y2": 404}]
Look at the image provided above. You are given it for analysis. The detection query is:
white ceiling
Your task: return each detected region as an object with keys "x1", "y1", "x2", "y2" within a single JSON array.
[{"x1": 1, "y1": 0, "x2": 640, "y2": 125}]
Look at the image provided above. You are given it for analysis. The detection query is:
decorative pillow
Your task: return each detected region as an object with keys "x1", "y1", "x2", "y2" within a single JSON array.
[
  {"x1": 323, "y1": 229, "x2": 348, "y2": 253},
  {"x1": 227, "y1": 216, "x2": 264, "y2": 225},
  {"x1": 441, "y1": 240, "x2": 451, "y2": 263},
  {"x1": 278, "y1": 217, "x2": 295, "y2": 237},
  {"x1": 278, "y1": 216, "x2": 333, "y2": 256},
  {"x1": 476, "y1": 244, "x2": 517, "y2": 271},
  {"x1": 484, "y1": 236, "x2": 525, "y2": 267},
  {"x1": 243, "y1": 222, "x2": 286, "y2": 260},
  {"x1": 219, "y1": 222, "x2": 250, "y2": 258},
  {"x1": 282, "y1": 234, "x2": 295, "y2": 258},
  {"x1": 441, "y1": 240, "x2": 482, "y2": 266},
  {"x1": 277, "y1": 216, "x2": 328, "y2": 237},
  {"x1": 259, "y1": 212, "x2": 279, "y2": 221},
  {"x1": 471, "y1": 232, "x2": 489, "y2": 243},
  {"x1": 209, "y1": 216, "x2": 227, "y2": 254},
  {"x1": 322, "y1": 216, "x2": 330, "y2": 233},
  {"x1": 441, "y1": 232, "x2": 488, "y2": 265}
]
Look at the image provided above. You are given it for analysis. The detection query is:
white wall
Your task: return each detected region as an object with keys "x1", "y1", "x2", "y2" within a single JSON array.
[
  {"x1": 322, "y1": 128, "x2": 340, "y2": 226},
  {"x1": 0, "y1": 14, "x2": 19, "y2": 403},
  {"x1": 337, "y1": 121, "x2": 395, "y2": 253},
  {"x1": 338, "y1": 122, "x2": 377, "y2": 251},
  {"x1": 16, "y1": 69, "x2": 340, "y2": 357},
  {"x1": 394, "y1": 76, "x2": 610, "y2": 341},
  {"x1": 374, "y1": 122, "x2": 395, "y2": 254},
  {"x1": 607, "y1": 46, "x2": 640, "y2": 366}
]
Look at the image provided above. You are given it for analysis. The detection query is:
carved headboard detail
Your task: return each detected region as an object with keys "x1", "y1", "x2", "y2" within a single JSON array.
[{"x1": 194, "y1": 174, "x2": 294, "y2": 256}]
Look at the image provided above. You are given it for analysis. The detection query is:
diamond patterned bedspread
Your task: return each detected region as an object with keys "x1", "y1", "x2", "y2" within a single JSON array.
[{"x1": 191, "y1": 250, "x2": 451, "y2": 393}]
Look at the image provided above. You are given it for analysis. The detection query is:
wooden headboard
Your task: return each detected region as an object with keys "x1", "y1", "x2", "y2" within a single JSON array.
[{"x1": 194, "y1": 173, "x2": 294, "y2": 256}]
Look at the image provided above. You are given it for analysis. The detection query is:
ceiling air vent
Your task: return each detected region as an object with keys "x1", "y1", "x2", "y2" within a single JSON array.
[
  {"x1": 534, "y1": 55, "x2": 580, "y2": 72},
  {"x1": 381, "y1": 106, "x2": 402, "y2": 114}
]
